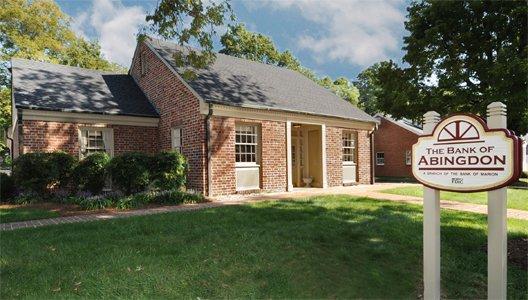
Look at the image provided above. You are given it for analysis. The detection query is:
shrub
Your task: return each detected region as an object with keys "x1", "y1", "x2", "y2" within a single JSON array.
[
  {"x1": 13, "y1": 152, "x2": 52, "y2": 194},
  {"x1": 107, "y1": 152, "x2": 151, "y2": 195},
  {"x1": 0, "y1": 173, "x2": 15, "y2": 201},
  {"x1": 151, "y1": 151, "x2": 187, "y2": 190},
  {"x1": 48, "y1": 151, "x2": 77, "y2": 189},
  {"x1": 12, "y1": 152, "x2": 77, "y2": 195},
  {"x1": 73, "y1": 152, "x2": 111, "y2": 194}
]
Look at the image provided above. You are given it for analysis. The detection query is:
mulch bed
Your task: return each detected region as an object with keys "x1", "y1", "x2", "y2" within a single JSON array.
[{"x1": 481, "y1": 237, "x2": 528, "y2": 271}]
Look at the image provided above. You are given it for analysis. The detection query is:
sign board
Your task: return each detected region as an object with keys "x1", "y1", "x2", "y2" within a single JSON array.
[{"x1": 412, "y1": 114, "x2": 522, "y2": 192}]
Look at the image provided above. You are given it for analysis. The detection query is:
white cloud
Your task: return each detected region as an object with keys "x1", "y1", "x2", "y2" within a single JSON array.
[
  {"x1": 253, "y1": 0, "x2": 405, "y2": 67},
  {"x1": 71, "y1": 0, "x2": 146, "y2": 67}
]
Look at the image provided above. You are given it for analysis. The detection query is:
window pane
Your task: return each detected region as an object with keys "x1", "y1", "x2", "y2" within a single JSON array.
[{"x1": 235, "y1": 124, "x2": 258, "y2": 163}]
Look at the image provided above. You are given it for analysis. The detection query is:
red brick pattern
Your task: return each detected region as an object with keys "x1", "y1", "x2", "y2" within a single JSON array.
[
  {"x1": 113, "y1": 125, "x2": 158, "y2": 155},
  {"x1": 374, "y1": 118, "x2": 419, "y2": 177},
  {"x1": 357, "y1": 130, "x2": 372, "y2": 184},
  {"x1": 326, "y1": 126, "x2": 343, "y2": 187},
  {"x1": 261, "y1": 120, "x2": 287, "y2": 192},
  {"x1": 20, "y1": 120, "x2": 157, "y2": 156},
  {"x1": 209, "y1": 116, "x2": 236, "y2": 195},
  {"x1": 130, "y1": 43, "x2": 207, "y2": 193},
  {"x1": 209, "y1": 116, "x2": 287, "y2": 196}
]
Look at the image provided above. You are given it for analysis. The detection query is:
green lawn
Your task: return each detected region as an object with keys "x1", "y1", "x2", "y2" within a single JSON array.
[
  {"x1": 1, "y1": 195, "x2": 526, "y2": 299},
  {"x1": 380, "y1": 186, "x2": 528, "y2": 211},
  {"x1": 0, "y1": 207, "x2": 60, "y2": 223}
]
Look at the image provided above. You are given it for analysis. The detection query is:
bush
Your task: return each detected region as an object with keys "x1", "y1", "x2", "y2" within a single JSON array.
[
  {"x1": 12, "y1": 152, "x2": 77, "y2": 195},
  {"x1": 151, "y1": 151, "x2": 187, "y2": 190},
  {"x1": 48, "y1": 151, "x2": 77, "y2": 189},
  {"x1": 107, "y1": 152, "x2": 151, "y2": 195},
  {"x1": 73, "y1": 152, "x2": 111, "y2": 194},
  {"x1": 0, "y1": 173, "x2": 15, "y2": 201}
]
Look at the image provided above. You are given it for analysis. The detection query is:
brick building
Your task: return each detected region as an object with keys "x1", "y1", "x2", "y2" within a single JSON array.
[
  {"x1": 373, "y1": 114, "x2": 422, "y2": 178},
  {"x1": 9, "y1": 37, "x2": 378, "y2": 196}
]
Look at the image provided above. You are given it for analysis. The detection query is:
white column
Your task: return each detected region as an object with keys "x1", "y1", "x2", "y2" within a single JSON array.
[
  {"x1": 286, "y1": 121, "x2": 293, "y2": 191},
  {"x1": 487, "y1": 102, "x2": 508, "y2": 300},
  {"x1": 321, "y1": 124, "x2": 328, "y2": 188},
  {"x1": 423, "y1": 111, "x2": 441, "y2": 300}
]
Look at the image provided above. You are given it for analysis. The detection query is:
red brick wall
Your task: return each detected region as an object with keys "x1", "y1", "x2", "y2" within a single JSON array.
[
  {"x1": 20, "y1": 120, "x2": 157, "y2": 156},
  {"x1": 374, "y1": 118, "x2": 419, "y2": 177},
  {"x1": 209, "y1": 116, "x2": 236, "y2": 195},
  {"x1": 130, "y1": 42, "x2": 207, "y2": 193},
  {"x1": 326, "y1": 126, "x2": 343, "y2": 187},
  {"x1": 326, "y1": 126, "x2": 372, "y2": 186},
  {"x1": 357, "y1": 130, "x2": 372, "y2": 184},
  {"x1": 261, "y1": 120, "x2": 287, "y2": 192},
  {"x1": 209, "y1": 116, "x2": 287, "y2": 196},
  {"x1": 20, "y1": 120, "x2": 78, "y2": 156},
  {"x1": 113, "y1": 125, "x2": 158, "y2": 155}
]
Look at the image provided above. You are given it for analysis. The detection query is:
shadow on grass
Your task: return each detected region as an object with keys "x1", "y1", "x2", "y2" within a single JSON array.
[{"x1": 1, "y1": 197, "x2": 526, "y2": 299}]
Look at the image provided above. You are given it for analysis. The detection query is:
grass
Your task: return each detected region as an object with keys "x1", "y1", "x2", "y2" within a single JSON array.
[
  {"x1": 380, "y1": 186, "x2": 528, "y2": 211},
  {"x1": 1, "y1": 195, "x2": 526, "y2": 299},
  {"x1": 0, "y1": 207, "x2": 60, "y2": 223}
]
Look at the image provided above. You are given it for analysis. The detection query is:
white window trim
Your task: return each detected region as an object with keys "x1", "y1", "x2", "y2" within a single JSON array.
[
  {"x1": 235, "y1": 123, "x2": 260, "y2": 167},
  {"x1": 405, "y1": 150, "x2": 412, "y2": 166},
  {"x1": 78, "y1": 127, "x2": 114, "y2": 159},
  {"x1": 171, "y1": 127, "x2": 183, "y2": 153},
  {"x1": 376, "y1": 152, "x2": 385, "y2": 166},
  {"x1": 342, "y1": 131, "x2": 357, "y2": 166}
]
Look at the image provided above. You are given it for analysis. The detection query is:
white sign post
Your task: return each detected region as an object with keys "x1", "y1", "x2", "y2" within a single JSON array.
[
  {"x1": 486, "y1": 102, "x2": 507, "y2": 300},
  {"x1": 422, "y1": 111, "x2": 441, "y2": 300},
  {"x1": 413, "y1": 103, "x2": 521, "y2": 299}
]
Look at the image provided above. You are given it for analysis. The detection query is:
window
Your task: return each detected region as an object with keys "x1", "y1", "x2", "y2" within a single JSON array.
[
  {"x1": 140, "y1": 51, "x2": 147, "y2": 75},
  {"x1": 376, "y1": 152, "x2": 385, "y2": 166},
  {"x1": 235, "y1": 124, "x2": 258, "y2": 164},
  {"x1": 79, "y1": 128, "x2": 113, "y2": 158},
  {"x1": 171, "y1": 128, "x2": 182, "y2": 153},
  {"x1": 405, "y1": 150, "x2": 412, "y2": 165},
  {"x1": 342, "y1": 131, "x2": 357, "y2": 164}
]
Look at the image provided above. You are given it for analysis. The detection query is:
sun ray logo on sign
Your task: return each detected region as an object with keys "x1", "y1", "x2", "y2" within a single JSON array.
[{"x1": 412, "y1": 114, "x2": 522, "y2": 192}]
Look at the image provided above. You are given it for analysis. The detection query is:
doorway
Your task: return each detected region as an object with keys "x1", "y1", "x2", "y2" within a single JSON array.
[{"x1": 290, "y1": 123, "x2": 323, "y2": 188}]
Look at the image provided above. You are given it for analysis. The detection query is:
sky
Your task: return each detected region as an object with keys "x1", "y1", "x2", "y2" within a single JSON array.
[{"x1": 56, "y1": 0, "x2": 409, "y2": 80}]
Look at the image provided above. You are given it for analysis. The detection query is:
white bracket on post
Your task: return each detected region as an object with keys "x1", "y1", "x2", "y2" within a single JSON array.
[
  {"x1": 422, "y1": 111, "x2": 441, "y2": 300},
  {"x1": 486, "y1": 102, "x2": 508, "y2": 300}
]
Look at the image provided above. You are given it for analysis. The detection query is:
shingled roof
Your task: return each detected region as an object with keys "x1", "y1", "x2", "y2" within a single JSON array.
[
  {"x1": 146, "y1": 38, "x2": 377, "y2": 123},
  {"x1": 11, "y1": 58, "x2": 159, "y2": 118}
]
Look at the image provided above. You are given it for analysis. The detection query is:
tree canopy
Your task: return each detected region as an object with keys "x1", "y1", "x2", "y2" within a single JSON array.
[
  {"x1": 0, "y1": 0, "x2": 124, "y2": 131},
  {"x1": 220, "y1": 24, "x2": 359, "y2": 105},
  {"x1": 144, "y1": 0, "x2": 234, "y2": 80},
  {"x1": 359, "y1": 0, "x2": 527, "y2": 133}
]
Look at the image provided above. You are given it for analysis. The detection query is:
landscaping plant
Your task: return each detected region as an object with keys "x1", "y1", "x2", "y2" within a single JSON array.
[
  {"x1": 12, "y1": 152, "x2": 76, "y2": 195},
  {"x1": 0, "y1": 173, "x2": 15, "y2": 201},
  {"x1": 151, "y1": 150, "x2": 187, "y2": 190},
  {"x1": 107, "y1": 152, "x2": 151, "y2": 195},
  {"x1": 72, "y1": 152, "x2": 110, "y2": 194}
]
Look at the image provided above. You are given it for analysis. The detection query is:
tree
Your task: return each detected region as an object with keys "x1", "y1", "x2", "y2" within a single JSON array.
[
  {"x1": 144, "y1": 0, "x2": 234, "y2": 80},
  {"x1": 355, "y1": 63, "x2": 382, "y2": 115},
  {"x1": 220, "y1": 24, "x2": 359, "y2": 104},
  {"x1": 368, "y1": 0, "x2": 527, "y2": 133},
  {"x1": 220, "y1": 24, "x2": 280, "y2": 64},
  {"x1": 0, "y1": 0, "x2": 124, "y2": 132}
]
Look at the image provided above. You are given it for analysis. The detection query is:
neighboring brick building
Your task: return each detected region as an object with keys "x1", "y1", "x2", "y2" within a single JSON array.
[
  {"x1": 373, "y1": 114, "x2": 422, "y2": 178},
  {"x1": 9, "y1": 37, "x2": 378, "y2": 196}
]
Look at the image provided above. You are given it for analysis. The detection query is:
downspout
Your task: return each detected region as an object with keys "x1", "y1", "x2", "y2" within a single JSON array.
[
  {"x1": 205, "y1": 103, "x2": 213, "y2": 197},
  {"x1": 369, "y1": 121, "x2": 378, "y2": 184},
  {"x1": 370, "y1": 130, "x2": 375, "y2": 184}
]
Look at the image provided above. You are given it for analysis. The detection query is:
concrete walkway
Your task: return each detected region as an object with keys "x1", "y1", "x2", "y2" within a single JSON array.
[{"x1": 1, "y1": 183, "x2": 526, "y2": 231}]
